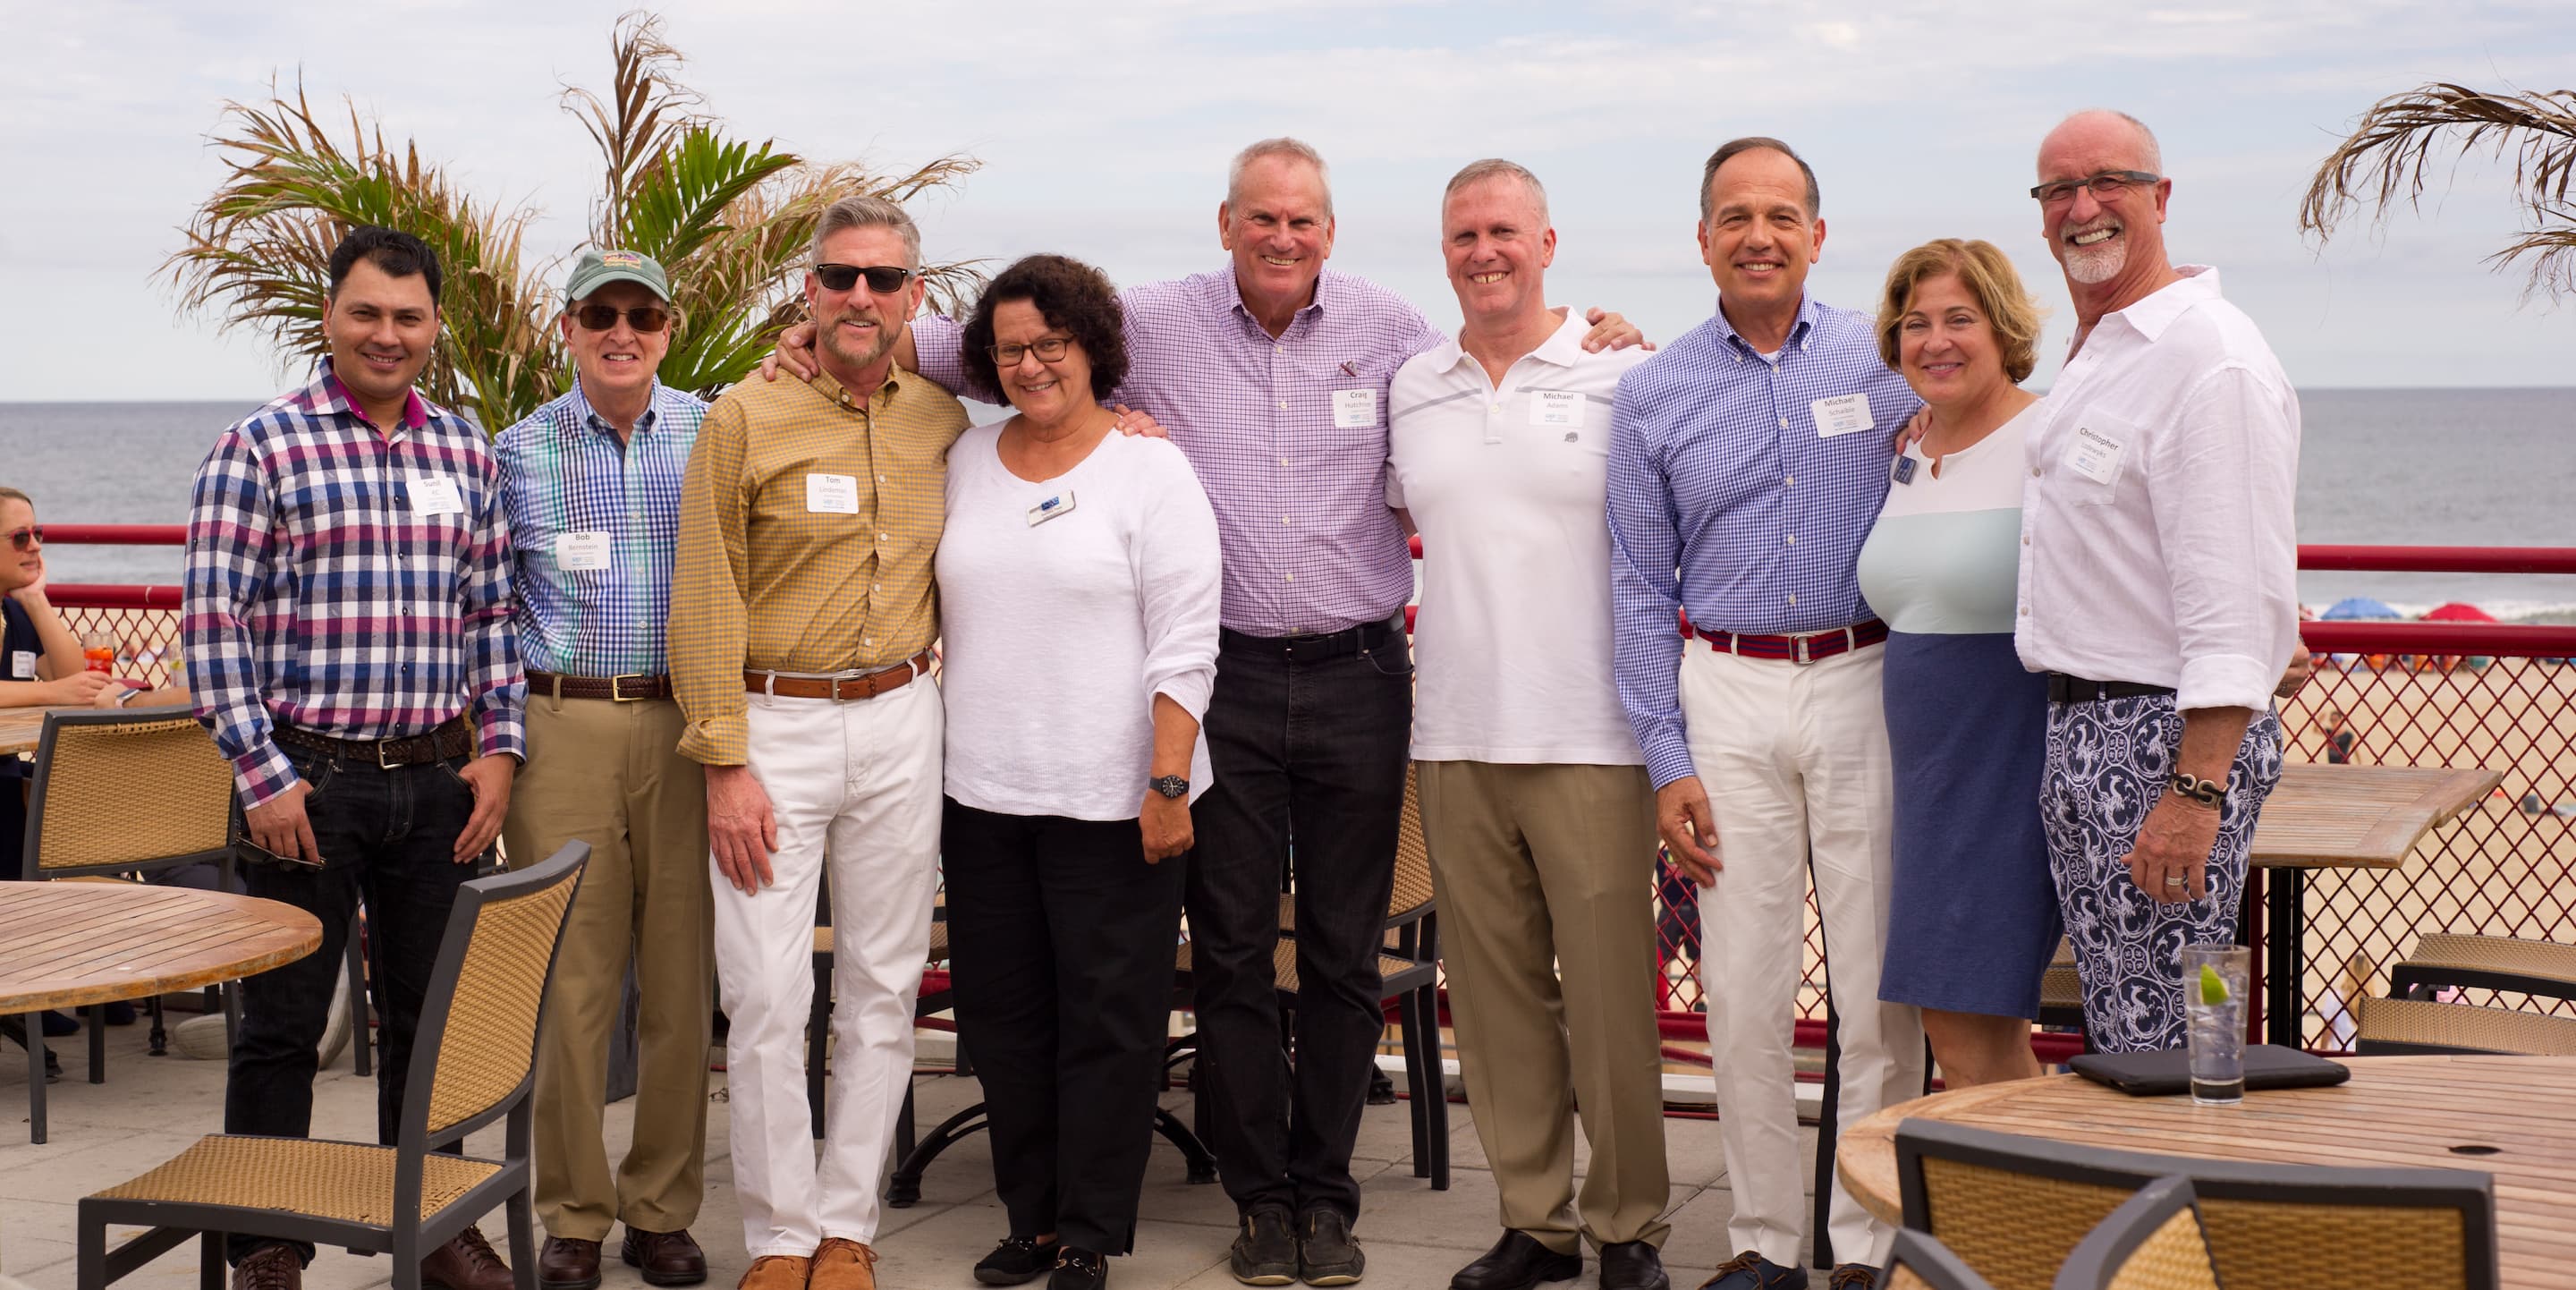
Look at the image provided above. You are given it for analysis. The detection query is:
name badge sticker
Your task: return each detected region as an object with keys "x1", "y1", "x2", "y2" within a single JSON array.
[
  {"x1": 805, "y1": 472, "x2": 861, "y2": 514},
  {"x1": 2069, "y1": 425, "x2": 2125, "y2": 486},
  {"x1": 1530, "y1": 390, "x2": 1585, "y2": 429},
  {"x1": 1027, "y1": 491, "x2": 1078, "y2": 526},
  {"x1": 408, "y1": 473, "x2": 465, "y2": 517},
  {"x1": 1332, "y1": 388, "x2": 1378, "y2": 429},
  {"x1": 8, "y1": 649, "x2": 34, "y2": 680},
  {"x1": 555, "y1": 530, "x2": 612, "y2": 572},
  {"x1": 1810, "y1": 393, "x2": 1874, "y2": 438}
]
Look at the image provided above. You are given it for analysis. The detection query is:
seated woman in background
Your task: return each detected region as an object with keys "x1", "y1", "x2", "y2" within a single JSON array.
[{"x1": 934, "y1": 255, "x2": 1223, "y2": 1290}]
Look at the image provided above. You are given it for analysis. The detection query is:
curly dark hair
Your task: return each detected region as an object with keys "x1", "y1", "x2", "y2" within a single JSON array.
[{"x1": 959, "y1": 254, "x2": 1128, "y2": 403}]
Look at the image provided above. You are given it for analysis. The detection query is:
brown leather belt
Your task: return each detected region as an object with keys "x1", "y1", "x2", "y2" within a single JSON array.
[
  {"x1": 744, "y1": 650, "x2": 935, "y2": 702},
  {"x1": 527, "y1": 670, "x2": 674, "y2": 701},
  {"x1": 273, "y1": 717, "x2": 474, "y2": 768},
  {"x1": 1693, "y1": 618, "x2": 1889, "y2": 665}
]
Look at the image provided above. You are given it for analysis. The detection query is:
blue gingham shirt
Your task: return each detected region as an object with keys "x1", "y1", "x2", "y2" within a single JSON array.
[
  {"x1": 494, "y1": 378, "x2": 706, "y2": 678},
  {"x1": 1606, "y1": 294, "x2": 1920, "y2": 787}
]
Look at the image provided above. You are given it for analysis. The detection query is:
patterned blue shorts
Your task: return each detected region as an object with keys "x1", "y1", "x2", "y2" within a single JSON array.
[{"x1": 2041, "y1": 696, "x2": 2284, "y2": 1053}]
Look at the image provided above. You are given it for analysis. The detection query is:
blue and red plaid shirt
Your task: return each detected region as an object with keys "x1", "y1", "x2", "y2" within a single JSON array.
[{"x1": 183, "y1": 360, "x2": 526, "y2": 807}]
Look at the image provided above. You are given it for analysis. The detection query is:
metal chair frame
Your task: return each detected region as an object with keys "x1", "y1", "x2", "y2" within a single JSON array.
[
  {"x1": 1886, "y1": 1227, "x2": 2002, "y2": 1290},
  {"x1": 2051, "y1": 1176, "x2": 2217, "y2": 1290}
]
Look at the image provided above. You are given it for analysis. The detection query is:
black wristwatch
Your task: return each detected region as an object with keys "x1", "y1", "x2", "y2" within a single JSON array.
[
  {"x1": 2169, "y1": 772, "x2": 2225, "y2": 810},
  {"x1": 1149, "y1": 775, "x2": 1190, "y2": 801}
]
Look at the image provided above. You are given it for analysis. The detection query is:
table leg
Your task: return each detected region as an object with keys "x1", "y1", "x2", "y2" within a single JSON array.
[{"x1": 2267, "y1": 869, "x2": 2306, "y2": 1048}]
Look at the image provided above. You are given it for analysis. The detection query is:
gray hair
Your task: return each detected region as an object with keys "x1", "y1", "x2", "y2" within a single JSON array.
[
  {"x1": 1443, "y1": 158, "x2": 1550, "y2": 225},
  {"x1": 1700, "y1": 136, "x2": 1820, "y2": 225},
  {"x1": 1227, "y1": 137, "x2": 1334, "y2": 219},
  {"x1": 810, "y1": 194, "x2": 922, "y2": 272},
  {"x1": 2046, "y1": 108, "x2": 2165, "y2": 174}
]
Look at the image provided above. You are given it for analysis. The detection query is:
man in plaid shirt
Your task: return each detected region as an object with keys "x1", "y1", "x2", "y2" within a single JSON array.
[{"x1": 183, "y1": 225, "x2": 526, "y2": 1290}]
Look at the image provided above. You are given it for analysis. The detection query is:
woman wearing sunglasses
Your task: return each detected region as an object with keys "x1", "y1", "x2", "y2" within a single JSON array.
[
  {"x1": 933, "y1": 255, "x2": 1221, "y2": 1290},
  {"x1": 2, "y1": 486, "x2": 127, "y2": 712}
]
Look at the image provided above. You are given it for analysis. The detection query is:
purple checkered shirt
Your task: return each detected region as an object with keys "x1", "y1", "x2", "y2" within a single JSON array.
[
  {"x1": 914, "y1": 264, "x2": 1443, "y2": 635},
  {"x1": 183, "y1": 360, "x2": 527, "y2": 807}
]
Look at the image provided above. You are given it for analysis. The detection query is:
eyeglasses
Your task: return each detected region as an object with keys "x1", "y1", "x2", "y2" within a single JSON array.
[
  {"x1": 986, "y1": 336, "x2": 1075, "y2": 367},
  {"x1": 4, "y1": 526, "x2": 40, "y2": 552},
  {"x1": 573, "y1": 304, "x2": 671, "y2": 333},
  {"x1": 815, "y1": 263, "x2": 917, "y2": 294},
  {"x1": 2029, "y1": 170, "x2": 2162, "y2": 205}
]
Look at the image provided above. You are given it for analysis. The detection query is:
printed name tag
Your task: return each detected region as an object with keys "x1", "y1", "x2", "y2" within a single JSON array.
[
  {"x1": 806, "y1": 472, "x2": 860, "y2": 514},
  {"x1": 1810, "y1": 393, "x2": 1874, "y2": 437},
  {"x1": 1529, "y1": 390, "x2": 1585, "y2": 429},
  {"x1": 408, "y1": 473, "x2": 465, "y2": 516},
  {"x1": 1027, "y1": 491, "x2": 1078, "y2": 526},
  {"x1": 555, "y1": 530, "x2": 612, "y2": 572},
  {"x1": 8, "y1": 649, "x2": 33, "y2": 680},
  {"x1": 1332, "y1": 388, "x2": 1378, "y2": 429},
  {"x1": 2069, "y1": 425, "x2": 2125, "y2": 485}
]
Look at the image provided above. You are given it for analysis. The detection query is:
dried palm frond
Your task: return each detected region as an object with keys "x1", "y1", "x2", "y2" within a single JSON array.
[{"x1": 2301, "y1": 81, "x2": 2576, "y2": 301}]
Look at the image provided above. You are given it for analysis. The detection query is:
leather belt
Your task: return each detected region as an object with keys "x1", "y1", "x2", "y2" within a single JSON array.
[
  {"x1": 2046, "y1": 674, "x2": 2177, "y2": 703},
  {"x1": 1694, "y1": 619, "x2": 1888, "y2": 665},
  {"x1": 527, "y1": 670, "x2": 672, "y2": 701},
  {"x1": 1219, "y1": 613, "x2": 1407, "y2": 662},
  {"x1": 745, "y1": 650, "x2": 935, "y2": 702},
  {"x1": 273, "y1": 717, "x2": 474, "y2": 769}
]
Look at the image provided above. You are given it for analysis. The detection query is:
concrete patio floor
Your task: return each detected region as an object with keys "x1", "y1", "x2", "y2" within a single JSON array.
[{"x1": 2, "y1": 1023, "x2": 1830, "y2": 1290}]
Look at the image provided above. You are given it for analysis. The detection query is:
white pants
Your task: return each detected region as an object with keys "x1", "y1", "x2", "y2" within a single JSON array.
[
  {"x1": 712, "y1": 682, "x2": 943, "y2": 1257},
  {"x1": 1681, "y1": 642, "x2": 1924, "y2": 1269}
]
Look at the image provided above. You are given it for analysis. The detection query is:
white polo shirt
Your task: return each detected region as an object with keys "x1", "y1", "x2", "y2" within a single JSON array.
[
  {"x1": 1387, "y1": 312, "x2": 1648, "y2": 765},
  {"x1": 2015, "y1": 266, "x2": 2301, "y2": 711}
]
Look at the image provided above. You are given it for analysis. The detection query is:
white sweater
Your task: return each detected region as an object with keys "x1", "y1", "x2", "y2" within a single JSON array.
[{"x1": 936, "y1": 425, "x2": 1222, "y2": 820}]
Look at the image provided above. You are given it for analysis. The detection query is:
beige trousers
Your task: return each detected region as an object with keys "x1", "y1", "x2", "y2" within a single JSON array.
[
  {"x1": 504, "y1": 693, "x2": 712, "y2": 1241},
  {"x1": 1418, "y1": 760, "x2": 1672, "y2": 1252}
]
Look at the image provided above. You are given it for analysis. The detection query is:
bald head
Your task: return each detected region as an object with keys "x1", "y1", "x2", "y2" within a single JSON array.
[{"x1": 2040, "y1": 109, "x2": 2162, "y2": 178}]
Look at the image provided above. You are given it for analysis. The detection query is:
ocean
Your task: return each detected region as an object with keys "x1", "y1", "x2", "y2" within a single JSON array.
[{"x1": 3, "y1": 390, "x2": 2572, "y2": 616}]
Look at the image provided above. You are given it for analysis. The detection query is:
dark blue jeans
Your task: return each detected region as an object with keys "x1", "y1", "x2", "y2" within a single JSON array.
[
  {"x1": 1186, "y1": 625, "x2": 1412, "y2": 1223},
  {"x1": 226, "y1": 744, "x2": 487, "y2": 1266}
]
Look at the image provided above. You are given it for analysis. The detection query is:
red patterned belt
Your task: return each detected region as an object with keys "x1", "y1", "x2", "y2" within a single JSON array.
[{"x1": 1691, "y1": 619, "x2": 1889, "y2": 665}]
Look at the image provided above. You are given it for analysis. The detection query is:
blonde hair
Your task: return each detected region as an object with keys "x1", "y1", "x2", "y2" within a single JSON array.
[
  {"x1": 1875, "y1": 239, "x2": 2043, "y2": 384},
  {"x1": 0, "y1": 486, "x2": 30, "y2": 512}
]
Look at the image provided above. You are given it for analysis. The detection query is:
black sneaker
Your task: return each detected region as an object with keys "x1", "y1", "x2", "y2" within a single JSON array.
[
  {"x1": 1048, "y1": 1248, "x2": 1106, "y2": 1290},
  {"x1": 1231, "y1": 1206, "x2": 1299, "y2": 1286},
  {"x1": 1298, "y1": 1209, "x2": 1364, "y2": 1287},
  {"x1": 976, "y1": 1237, "x2": 1056, "y2": 1286}
]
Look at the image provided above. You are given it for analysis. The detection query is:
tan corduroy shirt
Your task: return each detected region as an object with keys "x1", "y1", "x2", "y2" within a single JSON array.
[{"x1": 670, "y1": 366, "x2": 967, "y2": 765}]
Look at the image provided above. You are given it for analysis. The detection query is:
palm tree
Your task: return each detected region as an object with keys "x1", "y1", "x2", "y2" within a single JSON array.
[
  {"x1": 2301, "y1": 82, "x2": 2576, "y2": 301},
  {"x1": 164, "y1": 12, "x2": 982, "y2": 433}
]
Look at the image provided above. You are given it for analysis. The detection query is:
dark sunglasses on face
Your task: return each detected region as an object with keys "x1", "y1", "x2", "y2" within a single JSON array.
[
  {"x1": 573, "y1": 304, "x2": 671, "y2": 333},
  {"x1": 815, "y1": 263, "x2": 917, "y2": 294},
  {"x1": 4, "y1": 526, "x2": 40, "y2": 552}
]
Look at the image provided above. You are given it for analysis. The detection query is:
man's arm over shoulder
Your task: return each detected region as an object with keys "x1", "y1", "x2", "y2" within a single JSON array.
[
  {"x1": 2151, "y1": 358, "x2": 2301, "y2": 710},
  {"x1": 908, "y1": 312, "x2": 973, "y2": 395}
]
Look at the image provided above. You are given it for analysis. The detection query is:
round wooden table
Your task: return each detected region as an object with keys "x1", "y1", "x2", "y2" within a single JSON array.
[
  {"x1": 0, "y1": 882, "x2": 321, "y2": 1014},
  {"x1": 1837, "y1": 1055, "x2": 2576, "y2": 1288}
]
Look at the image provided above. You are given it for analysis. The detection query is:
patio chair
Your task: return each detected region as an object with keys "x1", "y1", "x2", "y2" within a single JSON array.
[
  {"x1": 72, "y1": 842, "x2": 590, "y2": 1290},
  {"x1": 1884, "y1": 1228, "x2": 2000, "y2": 1290},
  {"x1": 1895, "y1": 1118, "x2": 2498, "y2": 1290},
  {"x1": 2389, "y1": 932, "x2": 2576, "y2": 1004},
  {"x1": 2354, "y1": 994, "x2": 2576, "y2": 1056},
  {"x1": 2050, "y1": 1176, "x2": 2217, "y2": 1290}
]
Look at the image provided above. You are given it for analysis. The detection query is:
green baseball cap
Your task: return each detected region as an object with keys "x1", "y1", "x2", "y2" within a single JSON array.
[{"x1": 564, "y1": 248, "x2": 672, "y2": 304}]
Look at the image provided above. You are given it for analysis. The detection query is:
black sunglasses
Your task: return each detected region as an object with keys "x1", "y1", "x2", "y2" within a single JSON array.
[
  {"x1": 4, "y1": 526, "x2": 40, "y2": 552},
  {"x1": 815, "y1": 263, "x2": 917, "y2": 294},
  {"x1": 573, "y1": 304, "x2": 671, "y2": 333}
]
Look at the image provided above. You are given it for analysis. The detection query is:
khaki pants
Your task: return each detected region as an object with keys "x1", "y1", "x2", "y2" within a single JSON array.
[
  {"x1": 1418, "y1": 760, "x2": 1671, "y2": 1252},
  {"x1": 504, "y1": 693, "x2": 712, "y2": 1241}
]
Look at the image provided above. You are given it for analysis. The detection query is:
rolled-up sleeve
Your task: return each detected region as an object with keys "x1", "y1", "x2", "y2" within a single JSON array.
[
  {"x1": 183, "y1": 429, "x2": 296, "y2": 806},
  {"x1": 1133, "y1": 443, "x2": 1223, "y2": 723},
  {"x1": 2154, "y1": 362, "x2": 2301, "y2": 711},
  {"x1": 670, "y1": 396, "x2": 754, "y2": 764},
  {"x1": 1606, "y1": 384, "x2": 1693, "y2": 789}
]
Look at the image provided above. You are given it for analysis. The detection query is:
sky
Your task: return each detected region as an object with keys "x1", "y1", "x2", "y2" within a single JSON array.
[{"x1": 4, "y1": 0, "x2": 2573, "y2": 402}]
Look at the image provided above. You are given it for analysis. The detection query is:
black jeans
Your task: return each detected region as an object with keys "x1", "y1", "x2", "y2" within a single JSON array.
[
  {"x1": 1186, "y1": 626, "x2": 1411, "y2": 1223},
  {"x1": 944, "y1": 799, "x2": 1189, "y2": 1255},
  {"x1": 226, "y1": 744, "x2": 486, "y2": 1266}
]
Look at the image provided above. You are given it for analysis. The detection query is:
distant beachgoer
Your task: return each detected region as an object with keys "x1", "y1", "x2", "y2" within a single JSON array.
[{"x1": 2320, "y1": 704, "x2": 2357, "y2": 764}]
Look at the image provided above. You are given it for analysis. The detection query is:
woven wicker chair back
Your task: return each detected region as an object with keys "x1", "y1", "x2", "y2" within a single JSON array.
[
  {"x1": 1919, "y1": 1156, "x2": 2130, "y2": 1290},
  {"x1": 2099, "y1": 1206, "x2": 2219, "y2": 1290},
  {"x1": 2197, "y1": 1197, "x2": 2467, "y2": 1287},
  {"x1": 424, "y1": 876, "x2": 580, "y2": 1134},
  {"x1": 2358, "y1": 994, "x2": 2576, "y2": 1055},
  {"x1": 33, "y1": 717, "x2": 231, "y2": 873},
  {"x1": 1888, "y1": 1268, "x2": 1936, "y2": 1290},
  {"x1": 1388, "y1": 763, "x2": 1434, "y2": 920}
]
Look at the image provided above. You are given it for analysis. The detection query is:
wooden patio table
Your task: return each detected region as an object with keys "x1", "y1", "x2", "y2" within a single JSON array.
[{"x1": 1837, "y1": 1054, "x2": 2576, "y2": 1289}]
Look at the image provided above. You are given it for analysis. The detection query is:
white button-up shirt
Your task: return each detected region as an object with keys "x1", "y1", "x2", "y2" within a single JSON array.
[{"x1": 2015, "y1": 266, "x2": 2301, "y2": 711}]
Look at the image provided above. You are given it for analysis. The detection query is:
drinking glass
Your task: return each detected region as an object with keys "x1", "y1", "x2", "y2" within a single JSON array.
[
  {"x1": 2182, "y1": 943, "x2": 2250, "y2": 1105},
  {"x1": 81, "y1": 630, "x2": 116, "y2": 674}
]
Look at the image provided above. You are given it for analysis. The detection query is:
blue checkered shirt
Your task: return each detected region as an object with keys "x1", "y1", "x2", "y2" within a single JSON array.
[
  {"x1": 1607, "y1": 294, "x2": 1921, "y2": 787},
  {"x1": 494, "y1": 378, "x2": 707, "y2": 679}
]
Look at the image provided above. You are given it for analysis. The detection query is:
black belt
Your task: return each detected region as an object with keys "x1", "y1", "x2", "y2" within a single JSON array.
[
  {"x1": 1220, "y1": 613, "x2": 1406, "y2": 662},
  {"x1": 2046, "y1": 674, "x2": 2177, "y2": 703},
  {"x1": 273, "y1": 717, "x2": 475, "y2": 768}
]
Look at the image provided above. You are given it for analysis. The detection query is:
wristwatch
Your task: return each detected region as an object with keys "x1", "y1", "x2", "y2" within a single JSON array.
[
  {"x1": 2169, "y1": 772, "x2": 2226, "y2": 810},
  {"x1": 1149, "y1": 775, "x2": 1190, "y2": 801}
]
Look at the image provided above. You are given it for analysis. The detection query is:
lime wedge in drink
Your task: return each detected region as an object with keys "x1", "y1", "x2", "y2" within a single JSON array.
[{"x1": 2198, "y1": 963, "x2": 2230, "y2": 1006}]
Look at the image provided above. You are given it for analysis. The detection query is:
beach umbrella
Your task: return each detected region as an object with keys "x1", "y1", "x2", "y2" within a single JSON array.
[
  {"x1": 2323, "y1": 597, "x2": 2401, "y2": 620},
  {"x1": 2422, "y1": 601, "x2": 2499, "y2": 622}
]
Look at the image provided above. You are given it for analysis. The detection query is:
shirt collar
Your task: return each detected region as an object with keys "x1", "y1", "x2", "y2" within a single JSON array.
[
  {"x1": 1223, "y1": 260, "x2": 1329, "y2": 327},
  {"x1": 1428, "y1": 310, "x2": 1592, "y2": 376},
  {"x1": 1708, "y1": 293, "x2": 1822, "y2": 361},
  {"x1": 309, "y1": 357, "x2": 437, "y2": 431},
  {"x1": 2106, "y1": 264, "x2": 2222, "y2": 344},
  {"x1": 813, "y1": 366, "x2": 906, "y2": 412},
  {"x1": 569, "y1": 375, "x2": 664, "y2": 437}
]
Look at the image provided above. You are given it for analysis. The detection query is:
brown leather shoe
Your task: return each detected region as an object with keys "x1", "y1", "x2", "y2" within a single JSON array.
[
  {"x1": 737, "y1": 1255, "x2": 810, "y2": 1290},
  {"x1": 539, "y1": 1236, "x2": 603, "y2": 1290},
  {"x1": 420, "y1": 1224, "x2": 515, "y2": 1290},
  {"x1": 233, "y1": 1243, "x2": 302, "y2": 1290},
  {"x1": 623, "y1": 1228, "x2": 710, "y2": 1286},
  {"x1": 809, "y1": 1238, "x2": 878, "y2": 1290}
]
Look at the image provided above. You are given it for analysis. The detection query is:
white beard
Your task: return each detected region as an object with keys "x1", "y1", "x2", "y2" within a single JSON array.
[{"x1": 2061, "y1": 230, "x2": 2126, "y2": 284}]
